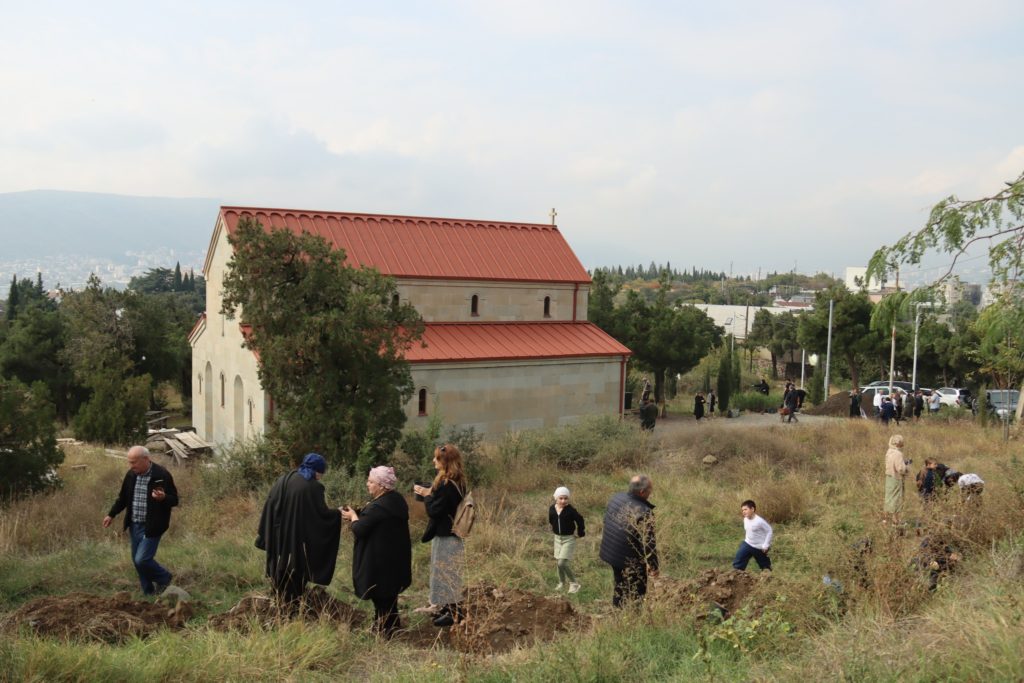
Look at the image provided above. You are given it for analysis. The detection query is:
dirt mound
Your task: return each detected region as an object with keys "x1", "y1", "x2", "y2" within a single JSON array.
[
  {"x1": 399, "y1": 584, "x2": 587, "y2": 654},
  {"x1": 804, "y1": 390, "x2": 856, "y2": 417},
  {"x1": 207, "y1": 586, "x2": 365, "y2": 632},
  {"x1": 652, "y1": 568, "x2": 763, "y2": 620},
  {"x1": 1, "y1": 591, "x2": 192, "y2": 643}
]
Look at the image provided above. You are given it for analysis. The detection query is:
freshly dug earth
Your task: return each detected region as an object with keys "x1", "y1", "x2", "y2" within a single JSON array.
[
  {"x1": 400, "y1": 583, "x2": 587, "y2": 654},
  {"x1": 803, "y1": 391, "x2": 858, "y2": 417},
  {"x1": 1, "y1": 591, "x2": 192, "y2": 643},
  {"x1": 652, "y1": 568, "x2": 763, "y2": 620},
  {"x1": 207, "y1": 586, "x2": 365, "y2": 632}
]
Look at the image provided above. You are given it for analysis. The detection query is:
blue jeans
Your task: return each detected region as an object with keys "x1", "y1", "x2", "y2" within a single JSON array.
[
  {"x1": 129, "y1": 522, "x2": 172, "y2": 595},
  {"x1": 733, "y1": 541, "x2": 772, "y2": 571}
]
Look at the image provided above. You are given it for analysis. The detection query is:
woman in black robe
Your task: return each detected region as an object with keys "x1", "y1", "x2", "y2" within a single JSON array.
[
  {"x1": 341, "y1": 465, "x2": 412, "y2": 637},
  {"x1": 694, "y1": 391, "x2": 706, "y2": 420},
  {"x1": 256, "y1": 453, "x2": 342, "y2": 605}
]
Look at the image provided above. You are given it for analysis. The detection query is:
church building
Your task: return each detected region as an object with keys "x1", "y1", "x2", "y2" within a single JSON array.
[{"x1": 189, "y1": 207, "x2": 631, "y2": 444}]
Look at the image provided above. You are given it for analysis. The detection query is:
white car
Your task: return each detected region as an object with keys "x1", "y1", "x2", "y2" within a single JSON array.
[{"x1": 934, "y1": 387, "x2": 972, "y2": 408}]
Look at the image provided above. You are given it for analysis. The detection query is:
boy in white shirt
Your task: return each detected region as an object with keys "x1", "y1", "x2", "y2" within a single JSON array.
[{"x1": 733, "y1": 500, "x2": 773, "y2": 572}]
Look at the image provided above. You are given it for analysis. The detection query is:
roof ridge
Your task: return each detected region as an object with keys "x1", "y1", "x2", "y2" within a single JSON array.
[{"x1": 220, "y1": 206, "x2": 557, "y2": 230}]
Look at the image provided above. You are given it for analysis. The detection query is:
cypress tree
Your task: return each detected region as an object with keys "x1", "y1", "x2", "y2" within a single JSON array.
[
  {"x1": 6, "y1": 276, "x2": 18, "y2": 321},
  {"x1": 173, "y1": 262, "x2": 183, "y2": 291}
]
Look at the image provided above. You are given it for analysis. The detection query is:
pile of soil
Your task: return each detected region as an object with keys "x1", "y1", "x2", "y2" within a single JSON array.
[
  {"x1": 208, "y1": 586, "x2": 365, "y2": 632},
  {"x1": 804, "y1": 390, "x2": 858, "y2": 417},
  {"x1": 1, "y1": 591, "x2": 192, "y2": 643},
  {"x1": 400, "y1": 584, "x2": 587, "y2": 654},
  {"x1": 652, "y1": 568, "x2": 762, "y2": 620}
]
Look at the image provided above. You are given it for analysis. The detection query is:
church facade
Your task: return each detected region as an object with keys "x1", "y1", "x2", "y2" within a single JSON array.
[{"x1": 189, "y1": 207, "x2": 631, "y2": 444}]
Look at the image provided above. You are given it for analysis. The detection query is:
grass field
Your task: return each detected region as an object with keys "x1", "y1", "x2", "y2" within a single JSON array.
[{"x1": 2, "y1": 416, "x2": 1023, "y2": 682}]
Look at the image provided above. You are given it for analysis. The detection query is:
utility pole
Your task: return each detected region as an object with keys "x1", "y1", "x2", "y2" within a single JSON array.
[
  {"x1": 888, "y1": 268, "x2": 900, "y2": 393},
  {"x1": 911, "y1": 301, "x2": 934, "y2": 390},
  {"x1": 824, "y1": 299, "x2": 834, "y2": 399}
]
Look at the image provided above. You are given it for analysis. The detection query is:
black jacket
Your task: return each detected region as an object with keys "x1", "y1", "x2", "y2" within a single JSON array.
[
  {"x1": 421, "y1": 479, "x2": 463, "y2": 543},
  {"x1": 256, "y1": 471, "x2": 342, "y2": 588},
  {"x1": 599, "y1": 491, "x2": 658, "y2": 571},
  {"x1": 350, "y1": 490, "x2": 412, "y2": 600},
  {"x1": 549, "y1": 504, "x2": 586, "y2": 537},
  {"x1": 107, "y1": 462, "x2": 178, "y2": 538}
]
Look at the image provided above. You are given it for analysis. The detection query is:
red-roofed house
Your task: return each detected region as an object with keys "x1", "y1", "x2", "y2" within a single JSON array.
[{"x1": 190, "y1": 207, "x2": 631, "y2": 444}]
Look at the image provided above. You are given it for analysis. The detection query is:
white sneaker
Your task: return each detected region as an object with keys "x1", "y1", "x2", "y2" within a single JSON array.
[
  {"x1": 568, "y1": 582, "x2": 581, "y2": 594},
  {"x1": 555, "y1": 582, "x2": 564, "y2": 591}
]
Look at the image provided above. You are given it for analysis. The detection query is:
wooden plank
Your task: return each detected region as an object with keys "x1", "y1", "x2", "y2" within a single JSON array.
[
  {"x1": 165, "y1": 438, "x2": 191, "y2": 462},
  {"x1": 176, "y1": 432, "x2": 212, "y2": 450}
]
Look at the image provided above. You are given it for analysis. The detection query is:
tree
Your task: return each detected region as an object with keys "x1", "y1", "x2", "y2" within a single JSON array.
[
  {"x1": 0, "y1": 377, "x2": 63, "y2": 499},
  {"x1": 798, "y1": 285, "x2": 877, "y2": 389},
  {"x1": 173, "y1": 262, "x2": 183, "y2": 291},
  {"x1": 60, "y1": 274, "x2": 150, "y2": 443},
  {"x1": 220, "y1": 217, "x2": 424, "y2": 469},
  {"x1": 868, "y1": 173, "x2": 1024, "y2": 417},
  {"x1": 614, "y1": 272, "x2": 721, "y2": 405},
  {"x1": 716, "y1": 351, "x2": 732, "y2": 413}
]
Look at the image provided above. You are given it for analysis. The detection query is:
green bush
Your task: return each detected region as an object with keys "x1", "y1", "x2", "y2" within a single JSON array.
[
  {"x1": 72, "y1": 374, "x2": 150, "y2": 445},
  {"x1": 495, "y1": 415, "x2": 647, "y2": 471},
  {"x1": 196, "y1": 434, "x2": 292, "y2": 499},
  {"x1": 731, "y1": 391, "x2": 779, "y2": 413},
  {"x1": 717, "y1": 352, "x2": 733, "y2": 413},
  {"x1": 807, "y1": 378, "x2": 825, "y2": 406},
  {"x1": 0, "y1": 378, "x2": 63, "y2": 499}
]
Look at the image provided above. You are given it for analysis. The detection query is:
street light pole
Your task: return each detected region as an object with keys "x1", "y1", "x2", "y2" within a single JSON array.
[
  {"x1": 911, "y1": 302, "x2": 934, "y2": 390},
  {"x1": 824, "y1": 299, "x2": 834, "y2": 398}
]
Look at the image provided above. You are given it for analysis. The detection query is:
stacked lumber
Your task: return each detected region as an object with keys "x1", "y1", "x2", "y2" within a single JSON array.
[{"x1": 145, "y1": 428, "x2": 214, "y2": 466}]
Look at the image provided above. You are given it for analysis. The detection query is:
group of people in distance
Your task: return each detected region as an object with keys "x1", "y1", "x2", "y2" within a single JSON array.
[
  {"x1": 856, "y1": 387, "x2": 938, "y2": 423},
  {"x1": 883, "y1": 433, "x2": 985, "y2": 526},
  {"x1": 693, "y1": 390, "x2": 717, "y2": 420},
  {"x1": 102, "y1": 444, "x2": 776, "y2": 638}
]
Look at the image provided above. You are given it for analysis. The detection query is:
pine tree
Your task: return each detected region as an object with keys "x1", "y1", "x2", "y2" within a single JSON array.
[
  {"x1": 6, "y1": 276, "x2": 18, "y2": 321},
  {"x1": 173, "y1": 262, "x2": 183, "y2": 291}
]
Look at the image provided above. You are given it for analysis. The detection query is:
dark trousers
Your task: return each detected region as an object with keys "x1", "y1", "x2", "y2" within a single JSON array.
[
  {"x1": 612, "y1": 561, "x2": 648, "y2": 607},
  {"x1": 733, "y1": 541, "x2": 772, "y2": 571},
  {"x1": 371, "y1": 595, "x2": 401, "y2": 637}
]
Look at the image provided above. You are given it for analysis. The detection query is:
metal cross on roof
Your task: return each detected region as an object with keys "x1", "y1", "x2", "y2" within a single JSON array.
[{"x1": 549, "y1": 207, "x2": 557, "y2": 225}]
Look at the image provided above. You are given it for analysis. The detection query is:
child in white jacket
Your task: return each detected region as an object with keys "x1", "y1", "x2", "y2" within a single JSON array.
[{"x1": 733, "y1": 500, "x2": 773, "y2": 572}]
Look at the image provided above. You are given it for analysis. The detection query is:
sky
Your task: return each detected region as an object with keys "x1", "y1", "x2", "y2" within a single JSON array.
[{"x1": 2, "y1": 0, "x2": 1023, "y2": 281}]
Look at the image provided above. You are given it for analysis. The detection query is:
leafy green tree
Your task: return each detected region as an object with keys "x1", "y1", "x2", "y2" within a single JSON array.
[
  {"x1": 60, "y1": 274, "x2": 151, "y2": 443},
  {"x1": 798, "y1": 285, "x2": 876, "y2": 389},
  {"x1": 0, "y1": 377, "x2": 64, "y2": 499},
  {"x1": 220, "y1": 217, "x2": 424, "y2": 469},
  {"x1": 615, "y1": 272, "x2": 721, "y2": 404},
  {"x1": 0, "y1": 302, "x2": 79, "y2": 422},
  {"x1": 716, "y1": 350, "x2": 732, "y2": 413}
]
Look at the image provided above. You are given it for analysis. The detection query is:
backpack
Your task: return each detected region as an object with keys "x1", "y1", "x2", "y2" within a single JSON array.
[{"x1": 452, "y1": 486, "x2": 476, "y2": 539}]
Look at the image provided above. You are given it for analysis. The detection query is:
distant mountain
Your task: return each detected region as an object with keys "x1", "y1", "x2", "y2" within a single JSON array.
[{"x1": 0, "y1": 190, "x2": 221, "y2": 259}]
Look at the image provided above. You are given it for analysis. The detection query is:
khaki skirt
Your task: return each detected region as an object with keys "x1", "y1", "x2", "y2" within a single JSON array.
[
  {"x1": 884, "y1": 475, "x2": 905, "y2": 514},
  {"x1": 553, "y1": 534, "x2": 577, "y2": 561}
]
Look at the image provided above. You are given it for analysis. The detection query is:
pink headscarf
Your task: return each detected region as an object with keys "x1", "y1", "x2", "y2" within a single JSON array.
[{"x1": 368, "y1": 465, "x2": 397, "y2": 490}]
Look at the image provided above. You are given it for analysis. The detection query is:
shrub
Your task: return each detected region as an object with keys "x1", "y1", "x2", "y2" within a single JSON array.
[
  {"x1": 731, "y1": 391, "x2": 778, "y2": 413},
  {"x1": 197, "y1": 435, "x2": 292, "y2": 498},
  {"x1": 807, "y1": 378, "x2": 824, "y2": 406},
  {"x1": 0, "y1": 378, "x2": 63, "y2": 499},
  {"x1": 73, "y1": 374, "x2": 150, "y2": 445},
  {"x1": 495, "y1": 415, "x2": 648, "y2": 471},
  {"x1": 717, "y1": 353, "x2": 733, "y2": 413}
]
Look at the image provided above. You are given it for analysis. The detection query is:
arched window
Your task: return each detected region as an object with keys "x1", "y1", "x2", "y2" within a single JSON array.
[
  {"x1": 197, "y1": 374, "x2": 203, "y2": 394},
  {"x1": 248, "y1": 399, "x2": 254, "y2": 425},
  {"x1": 392, "y1": 293, "x2": 400, "y2": 307},
  {"x1": 543, "y1": 296, "x2": 551, "y2": 318},
  {"x1": 220, "y1": 372, "x2": 225, "y2": 407},
  {"x1": 471, "y1": 294, "x2": 479, "y2": 317},
  {"x1": 418, "y1": 388, "x2": 428, "y2": 416}
]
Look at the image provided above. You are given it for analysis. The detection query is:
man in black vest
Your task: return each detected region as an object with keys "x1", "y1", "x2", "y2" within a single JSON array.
[
  {"x1": 599, "y1": 474, "x2": 659, "y2": 607},
  {"x1": 102, "y1": 446, "x2": 178, "y2": 596}
]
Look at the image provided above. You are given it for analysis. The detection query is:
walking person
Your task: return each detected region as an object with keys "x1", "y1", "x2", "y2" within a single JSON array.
[
  {"x1": 849, "y1": 389, "x2": 862, "y2": 418},
  {"x1": 708, "y1": 390, "x2": 717, "y2": 418},
  {"x1": 732, "y1": 500, "x2": 773, "y2": 573},
  {"x1": 256, "y1": 453, "x2": 343, "y2": 605},
  {"x1": 784, "y1": 386, "x2": 799, "y2": 423},
  {"x1": 913, "y1": 390, "x2": 925, "y2": 420},
  {"x1": 894, "y1": 390, "x2": 904, "y2": 423},
  {"x1": 341, "y1": 466, "x2": 412, "y2": 638},
  {"x1": 694, "y1": 391, "x2": 706, "y2": 421},
  {"x1": 413, "y1": 444, "x2": 467, "y2": 627},
  {"x1": 102, "y1": 446, "x2": 178, "y2": 596},
  {"x1": 549, "y1": 486, "x2": 586, "y2": 593},
  {"x1": 599, "y1": 475, "x2": 659, "y2": 607}
]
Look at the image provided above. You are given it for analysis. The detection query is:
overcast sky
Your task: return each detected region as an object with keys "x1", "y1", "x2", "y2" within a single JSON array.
[{"x1": 2, "y1": 1, "x2": 1022, "y2": 280}]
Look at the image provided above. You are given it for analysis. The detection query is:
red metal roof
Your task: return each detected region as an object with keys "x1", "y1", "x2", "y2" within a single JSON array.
[
  {"x1": 219, "y1": 207, "x2": 591, "y2": 284},
  {"x1": 404, "y1": 322, "x2": 630, "y2": 363}
]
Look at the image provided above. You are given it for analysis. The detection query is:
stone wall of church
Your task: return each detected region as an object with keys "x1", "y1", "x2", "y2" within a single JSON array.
[
  {"x1": 191, "y1": 222, "x2": 266, "y2": 445},
  {"x1": 405, "y1": 356, "x2": 624, "y2": 435},
  {"x1": 396, "y1": 279, "x2": 590, "y2": 322}
]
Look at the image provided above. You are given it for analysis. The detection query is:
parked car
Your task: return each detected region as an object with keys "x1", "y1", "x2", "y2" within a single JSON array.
[
  {"x1": 934, "y1": 387, "x2": 972, "y2": 408},
  {"x1": 984, "y1": 389, "x2": 1020, "y2": 420},
  {"x1": 860, "y1": 380, "x2": 932, "y2": 396}
]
